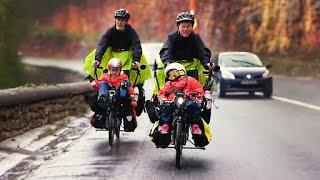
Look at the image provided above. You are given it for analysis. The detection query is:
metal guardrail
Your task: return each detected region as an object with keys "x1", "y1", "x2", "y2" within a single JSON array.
[{"x1": 0, "y1": 81, "x2": 93, "y2": 107}]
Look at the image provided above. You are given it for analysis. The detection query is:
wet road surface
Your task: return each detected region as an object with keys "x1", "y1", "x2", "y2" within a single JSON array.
[
  {"x1": 17, "y1": 43, "x2": 320, "y2": 179},
  {"x1": 23, "y1": 79, "x2": 320, "y2": 180}
]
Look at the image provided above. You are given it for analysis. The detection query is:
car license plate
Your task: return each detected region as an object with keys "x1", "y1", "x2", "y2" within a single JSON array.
[{"x1": 241, "y1": 79, "x2": 257, "y2": 85}]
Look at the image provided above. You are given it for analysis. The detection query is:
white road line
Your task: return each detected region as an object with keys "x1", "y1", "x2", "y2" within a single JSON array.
[{"x1": 272, "y1": 96, "x2": 320, "y2": 111}]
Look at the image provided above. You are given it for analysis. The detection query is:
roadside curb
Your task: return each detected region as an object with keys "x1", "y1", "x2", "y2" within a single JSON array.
[{"x1": 0, "y1": 113, "x2": 91, "y2": 178}]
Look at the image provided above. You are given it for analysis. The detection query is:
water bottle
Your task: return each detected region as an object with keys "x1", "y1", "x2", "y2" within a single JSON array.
[
  {"x1": 133, "y1": 87, "x2": 139, "y2": 101},
  {"x1": 119, "y1": 87, "x2": 127, "y2": 97},
  {"x1": 204, "y1": 90, "x2": 212, "y2": 109},
  {"x1": 120, "y1": 80, "x2": 129, "y2": 97}
]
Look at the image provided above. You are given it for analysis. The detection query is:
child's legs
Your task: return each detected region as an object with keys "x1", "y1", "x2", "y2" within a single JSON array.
[
  {"x1": 98, "y1": 82, "x2": 109, "y2": 97},
  {"x1": 186, "y1": 100, "x2": 201, "y2": 124},
  {"x1": 159, "y1": 103, "x2": 174, "y2": 124}
]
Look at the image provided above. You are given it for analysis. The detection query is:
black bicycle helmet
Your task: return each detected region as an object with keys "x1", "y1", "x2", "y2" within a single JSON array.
[
  {"x1": 114, "y1": 8, "x2": 130, "y2": 20},
  {"x1": 176, "y1": 11, "x2": 194, "y2": 25}
]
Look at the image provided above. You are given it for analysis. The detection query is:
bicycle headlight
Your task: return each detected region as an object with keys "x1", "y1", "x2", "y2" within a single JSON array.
[{"x1": 177, "y1": 97, "x2": 184, "y2": 105}]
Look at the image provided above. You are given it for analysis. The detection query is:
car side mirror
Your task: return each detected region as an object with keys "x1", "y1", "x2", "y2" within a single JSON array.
[{"x1": 266, "y1": 64, "x2": 272, "y2": 69}]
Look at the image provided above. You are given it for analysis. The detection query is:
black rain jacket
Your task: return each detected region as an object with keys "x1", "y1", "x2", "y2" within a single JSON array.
[
  {"x1": 95, "y1": 24, "x2": 142, "y2": 62},
  {"x1": 159, "y1": 31, "x2": 211, "y2": 66}
]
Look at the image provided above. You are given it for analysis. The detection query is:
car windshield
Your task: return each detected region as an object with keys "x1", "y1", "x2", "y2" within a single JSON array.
[{"x1": 220, "y1": 53, "x2": 263, "y2": 67}]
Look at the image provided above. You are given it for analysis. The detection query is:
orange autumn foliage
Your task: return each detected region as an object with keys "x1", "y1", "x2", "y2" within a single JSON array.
[{"x1": 23, "y1": 0, "x2": 320, "y2": 57}]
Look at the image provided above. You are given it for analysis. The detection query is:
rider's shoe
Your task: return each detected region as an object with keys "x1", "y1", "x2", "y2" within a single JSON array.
[
  {"x1": 126, "y1": 115, "x2": 132, "y2": 122},
  {"x1": 191, "y1": 124, "x2": 202, "y2": 135},
  {"x1": 90, "y1": 113, "x2": 104, "y2": 128},
  {"x1": 160, "y1": 123, "x2": 170, "y2": 134},
  {"x1": 123, "y1": 115, "x2": 137, "y2": 132},
  {"x1": 124, "y1": 114, "x2": 137, "y2": 123},
  {"x1": 90, "y1": 113, "x2": 97, "y2": 124}
]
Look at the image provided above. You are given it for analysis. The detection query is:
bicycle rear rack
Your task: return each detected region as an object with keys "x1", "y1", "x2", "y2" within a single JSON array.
[
  {"x1": 155, "y1": 138, "x2": 206, "y2": 150},
  {"x1": 156, "y1": 146, "x2": 205, "y2": 150},
  {"x1": 95, "y1": 128, "x2": 126, "y2": 132}
]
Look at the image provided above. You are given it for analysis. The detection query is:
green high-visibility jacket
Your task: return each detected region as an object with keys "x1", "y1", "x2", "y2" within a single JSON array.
[
  {"x1": 152, "y1": 58, "x2": 207, "y2": 94},
  {"x1": 84, "y1": 48, "x2": 152, "y2": 85}
]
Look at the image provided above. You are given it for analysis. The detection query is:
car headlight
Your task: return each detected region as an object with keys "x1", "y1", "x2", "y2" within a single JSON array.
[
  {"x1": 221, "y1": 70, "x2": 235, "y2": 79},
  {"x1": 262, "y1": 70, "x2": 270, "y2": 78}
]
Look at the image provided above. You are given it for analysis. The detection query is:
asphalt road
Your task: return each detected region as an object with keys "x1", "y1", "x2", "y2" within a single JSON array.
[
  {"x1": 23, "y1": 79, "x2": 320, "y2": 180},
  {"x1": 273, "y1": 76, "x2": 320, "y2": 107},
  {"x1": 19, "y1": 43, "x2": 320, "y2": 179}
]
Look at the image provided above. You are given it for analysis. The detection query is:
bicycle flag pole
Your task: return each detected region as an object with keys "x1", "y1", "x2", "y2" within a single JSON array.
[{"x1": 189, "y1": 0, "x2": 197, "y2": 31}]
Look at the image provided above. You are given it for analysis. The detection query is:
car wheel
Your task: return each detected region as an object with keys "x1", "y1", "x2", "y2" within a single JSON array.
[
  {"x1": 217, "y1": 81, "x2": 225, "y2": 97},
  {"x1": 263, "y1": 85, "x2": 272, "y2": 98}
]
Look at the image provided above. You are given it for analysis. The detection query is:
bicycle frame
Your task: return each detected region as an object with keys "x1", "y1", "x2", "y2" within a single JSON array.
[
  {"x1": 162, "y1": 91, "x2": 205, "y2": 168},
  {"x1": 103, "y1": 88, "x2": 122, "y2": 146}
]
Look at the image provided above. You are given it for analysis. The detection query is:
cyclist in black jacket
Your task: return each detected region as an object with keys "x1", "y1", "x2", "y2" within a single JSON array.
[
  {"x1": 152, "y1": 12, "x2": 215, "y2": 126},
  {"x1": 92, "y1": 8, "x2": 142, "y2": 76},
  {"x1": 88, "y1": 8, "x2": 150, "y2": 118},
  {"x1": 159, "y1": 11, "x2": 213, "y2": 79}
]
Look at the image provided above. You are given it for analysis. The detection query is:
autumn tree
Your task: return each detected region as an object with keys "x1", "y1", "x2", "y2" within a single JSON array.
[{"x1": 0, "y1": 0, "x2": 83, "y2": 88}]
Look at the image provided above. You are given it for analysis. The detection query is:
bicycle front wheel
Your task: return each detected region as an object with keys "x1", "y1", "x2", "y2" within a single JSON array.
[
  {"x1": 108, "y1": 111, "x2": 115, "y2": 146},
  {"x1": 175, "y1": 122, "x2": 182, "y2": 169}
]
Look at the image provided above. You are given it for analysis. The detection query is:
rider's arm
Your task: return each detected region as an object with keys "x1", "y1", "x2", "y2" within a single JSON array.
[
  {"x1": 184, "y1": 77, "x2": 204, "y2": 102},
  {"x1": 194, "y1": 34, "x2": 211, "y2": 65},
  {"x1": 157, "y1": 82, "x2": 171, "y2": 100},
  {"x1": 95, "y1": 29, "x2": 112, "y2": 62},
  {"x1": 91, "y1": 80, "x2": 100, "y2": 91},
  {"x1": 157, "y1": 88, "x2": 167, "y2": 101},
  {"x1": 187, "y1": 77, "x2": 204, "y2": 96},
  {"x1": 159, "y1": 34, "x2": 174, "y2": 66},
  {"x1": 129, "y1": 26, "x2": 142, "y2": 63}
]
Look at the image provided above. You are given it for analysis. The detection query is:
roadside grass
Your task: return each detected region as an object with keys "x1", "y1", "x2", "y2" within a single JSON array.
[
  {"x1": 36, "y1": 107, "x2": 88, "y2": 141},
  {"x1": 78, "y1": 106, "x2": 89, "y2": 115},
  {"x1": 56, "y1": 118, "x2": 70, "y2": 129},
  {"x1": 37, "y1": 127, "x2": 55, "y2": 140},
  {"x1": 43, "y1": 155, "x2": 51, "y2": 160},
  {"x1": 48, "y1": 143, "x2": 57, "y2": 150},
  {"x1": 20, "y1": 83, "x2": 49, "y2": 89},
  {"x1": 0, "y1": 133, "x2": 8, "y2": 141},
  {"x1": 261, "y1": 55, "x2": 320, "y2": 78},
  {"x1": 37, "y1": 118, "x2": 71, "y2": 140}
]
